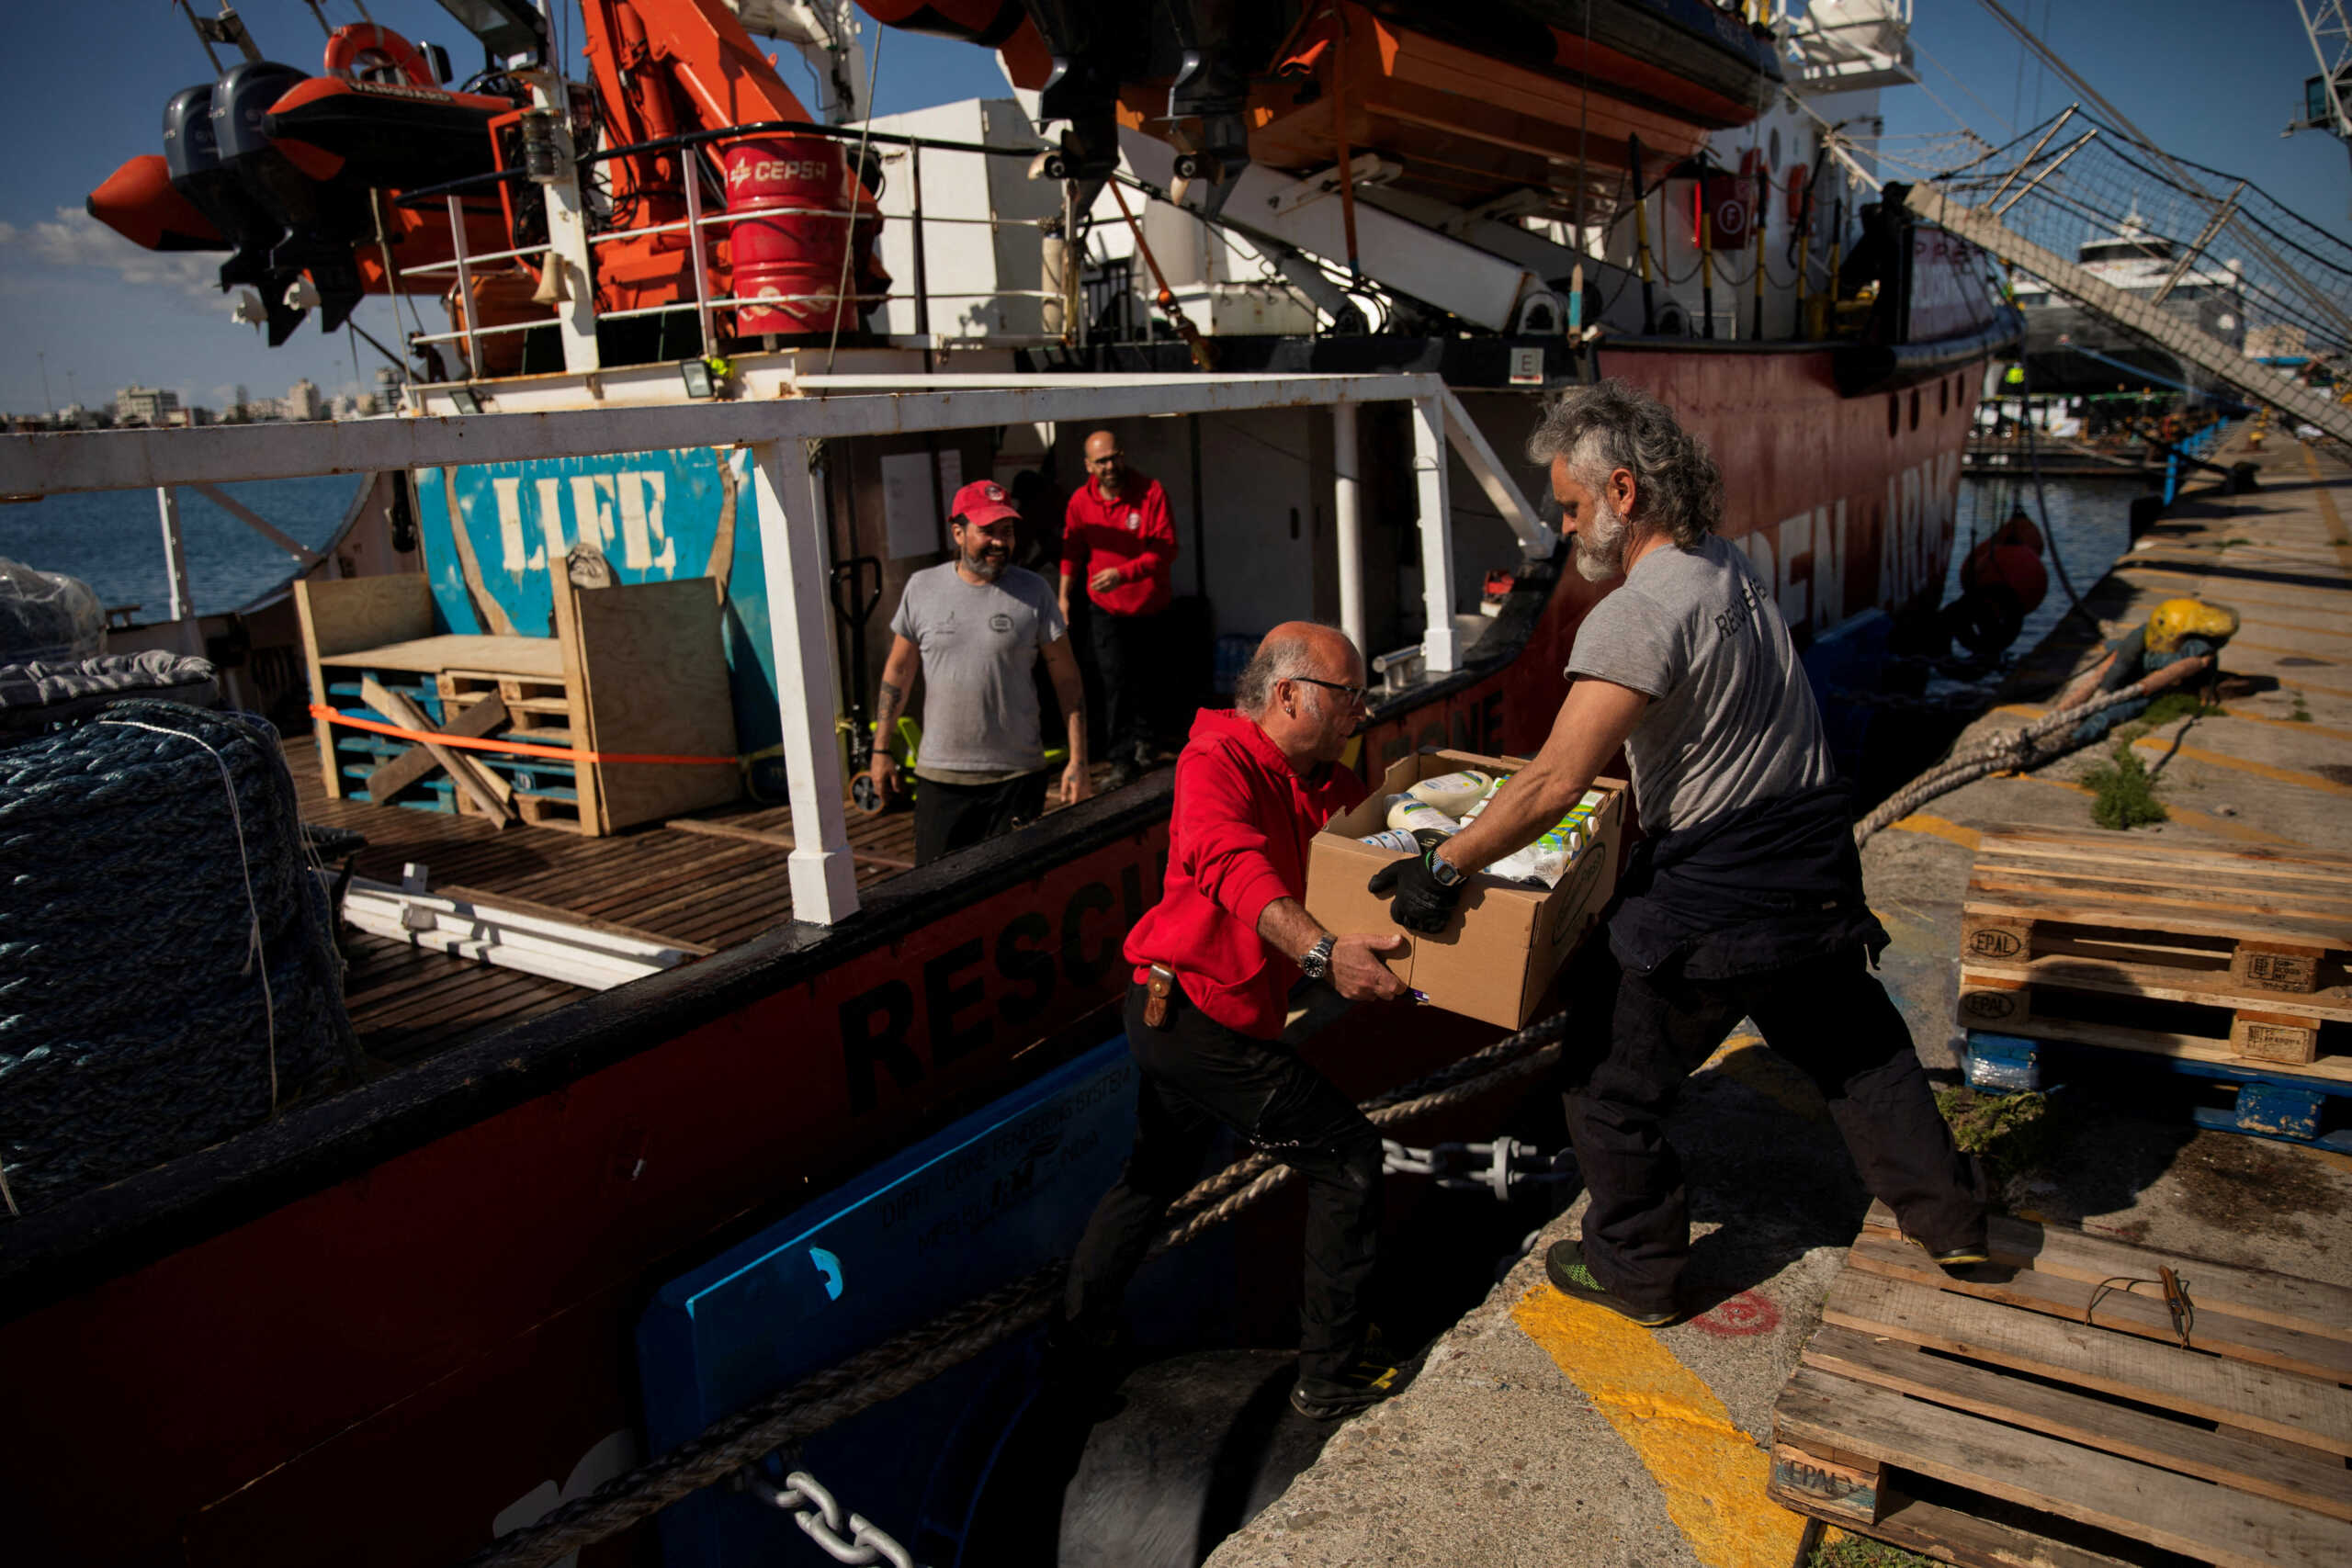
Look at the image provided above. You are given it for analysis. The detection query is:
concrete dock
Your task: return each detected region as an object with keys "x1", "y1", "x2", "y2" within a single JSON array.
[{"x1": 1206, "y1": 436, "x2": 2352, "y2": 1568}]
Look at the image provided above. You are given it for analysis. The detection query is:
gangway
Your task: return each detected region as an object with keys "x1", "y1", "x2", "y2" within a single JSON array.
[{"x1": 1899, "y1": 177, "x2": 2352, "y2": 449}]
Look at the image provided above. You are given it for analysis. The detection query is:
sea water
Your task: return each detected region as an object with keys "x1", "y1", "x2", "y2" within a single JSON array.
[
  {"x1": 1948, "y1": 473, "x2": 2139, "y2": 664},
  {"x1": 0, "y1": 475, "x2": 364, "y2": 620}
]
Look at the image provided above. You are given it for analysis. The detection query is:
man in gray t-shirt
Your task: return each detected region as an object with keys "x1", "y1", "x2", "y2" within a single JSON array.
[
  {"x1": 871, "y1": 479, "x2": 1090, "y2": 864},
  {"x1": 1368, "y1": 379, "x2": 1984, "y2": 1327},
  {"x1": 1566, "y1": 530, "x2": 1833, "y2": 835}
]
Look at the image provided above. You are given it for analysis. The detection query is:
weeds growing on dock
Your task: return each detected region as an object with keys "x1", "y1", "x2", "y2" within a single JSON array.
[
  {"x1": 2083, "y1": 744, "x2": 2167, "y2": 829},
  {"x1": 1936, "y1": 1088, "x2": 2055, "y2": 1206}
]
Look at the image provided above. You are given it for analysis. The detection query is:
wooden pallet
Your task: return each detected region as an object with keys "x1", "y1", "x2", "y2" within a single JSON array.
[
  {"x1": 1769, "y1": 1202, "x2": 2352, "y2": 1567},
  {"x1": 1960, "y1": 829, "x2": 2352, "y2": 1075},
  {"x1": 1962, "y1": 828, "x2": 2352, "y2": 997}
]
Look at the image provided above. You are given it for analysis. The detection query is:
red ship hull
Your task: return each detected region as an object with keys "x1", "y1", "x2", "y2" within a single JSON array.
[{"x1": 0, "y1": 344, "x2": 1981, "y2": 1565}]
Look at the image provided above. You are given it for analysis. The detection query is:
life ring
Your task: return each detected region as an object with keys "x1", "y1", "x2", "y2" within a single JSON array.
[{"x1": 323, "y1": 23, "x2": 435, "y2": 88}]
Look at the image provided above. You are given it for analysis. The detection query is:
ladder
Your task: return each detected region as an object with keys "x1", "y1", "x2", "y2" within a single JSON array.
[{"x1": 1903, "y1": 179, "x2": 2352, "y2": 449}]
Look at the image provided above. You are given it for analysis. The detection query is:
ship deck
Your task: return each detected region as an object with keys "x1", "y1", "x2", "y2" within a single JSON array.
[{"x1": 288, "y1": 739, "x2": 1118, "y2": 1066}]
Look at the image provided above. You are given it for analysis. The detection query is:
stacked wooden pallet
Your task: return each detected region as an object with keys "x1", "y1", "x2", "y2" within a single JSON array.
[
  {"x1": 1957, "y1": 828, "x2": 2352, "y2": 1148},
  {"x1": 1769, "y1": 1201, "x2": 2352, "y2": 1566}
]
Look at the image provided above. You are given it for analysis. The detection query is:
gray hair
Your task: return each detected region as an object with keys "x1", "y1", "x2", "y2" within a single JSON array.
[
  {"x1": 1525, "y1": 378, "x2": 1724, "y2": 549},
  {"x1": 1234, "y1": 625, "x2": 1333, "y2": 716}
]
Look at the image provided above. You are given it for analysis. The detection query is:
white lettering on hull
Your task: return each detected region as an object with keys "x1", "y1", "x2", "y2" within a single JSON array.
[{"x1": 1749, "y1": 455, "x2": 1952, "y2": 636}]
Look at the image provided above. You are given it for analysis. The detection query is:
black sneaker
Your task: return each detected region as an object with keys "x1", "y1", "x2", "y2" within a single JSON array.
[
  {"x1": 1544, "y1": 1241, "x2": 1678, "y2": 1326},
  {"x1": 1289, "y1": 1352, "x2": 1405, "y2": 1420},
  {"x1": 1104, "y1": 757, "x2": 1140, "y2": 790},
  {"x1": 1920, "y1": 1238, "x2": 1991, "y2": 1274}
]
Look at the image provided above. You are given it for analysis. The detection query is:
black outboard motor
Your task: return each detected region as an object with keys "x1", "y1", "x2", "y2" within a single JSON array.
[
  {"x1": 163, "y1": 85, "x2": 277, "y2": 290},
  {"x1": 212, "y1": 60, "x2": 367, "y2": 344}
]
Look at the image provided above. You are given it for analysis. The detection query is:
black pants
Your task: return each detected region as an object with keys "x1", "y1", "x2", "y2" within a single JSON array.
[
  {"x1": 1089, "y1": 607, "x2": 1163, "y2": 761},
  {"x1": 1560, "y1": 941, "x2": 1985, "y2": 1314},
  {"x1": 911, "y1": 771, "x2": 1048, "y2": 866},
  {"x1": 1066, "y1": 980, "x2": 1384, "y2": 1381}
]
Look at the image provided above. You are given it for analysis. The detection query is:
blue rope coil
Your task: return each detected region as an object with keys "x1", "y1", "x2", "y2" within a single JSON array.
[{"x1": 0, "y1": 699, "x2": 359, "y2": 1216}]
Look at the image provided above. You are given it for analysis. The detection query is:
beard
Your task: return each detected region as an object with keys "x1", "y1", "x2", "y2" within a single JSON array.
[
  {"x1": 1573, "y1": 497, "x2": 1633, "y2": 582},
  {"x1": 966, "y1": 546, "x2": 1010, "y2": 581}
]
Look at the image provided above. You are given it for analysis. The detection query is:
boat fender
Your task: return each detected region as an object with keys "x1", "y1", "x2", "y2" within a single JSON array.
[{"x1": 323, "y1": 23, "x2": 435, "y2": 89}]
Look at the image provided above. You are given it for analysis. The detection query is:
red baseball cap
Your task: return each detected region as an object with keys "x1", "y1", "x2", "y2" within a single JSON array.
[{"x1": 951, "y1": 479, "x2": 1021, "y2": 527}]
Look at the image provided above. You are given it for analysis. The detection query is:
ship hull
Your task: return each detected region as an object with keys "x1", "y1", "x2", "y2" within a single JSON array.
[{"x1": 0, "y1": 343, "x2": 1983, "y2": 1566}]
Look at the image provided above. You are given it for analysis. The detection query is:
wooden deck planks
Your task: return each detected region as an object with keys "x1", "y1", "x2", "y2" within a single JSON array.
[{"x1": 289, "y1": 734, "x2": 1132, "y2": 1057}]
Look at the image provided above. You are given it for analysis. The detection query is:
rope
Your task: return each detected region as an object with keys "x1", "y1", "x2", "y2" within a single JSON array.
[
  {"x1": 1851, "y1": 656, "x2": 2211, "y2": 845},
  {"x1": 462, "y1": 1002, "x2": 1576, "y2": 1568},
  {"x1": 0, "y1": 700, "x2": 360, "y2": 1215},
  {"x1": 98, "y1": 718, "x2": 281, "y2": 1111}
]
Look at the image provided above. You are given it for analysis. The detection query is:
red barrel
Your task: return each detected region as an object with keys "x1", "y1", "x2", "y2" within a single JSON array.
[{"x1": 724, "y1": 137, "x2": 853, "y2": 336}]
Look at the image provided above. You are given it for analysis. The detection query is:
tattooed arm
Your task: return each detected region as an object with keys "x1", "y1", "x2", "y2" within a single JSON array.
[{"x1": 870, "y1": 635, "x2": 920, "y2": 795}]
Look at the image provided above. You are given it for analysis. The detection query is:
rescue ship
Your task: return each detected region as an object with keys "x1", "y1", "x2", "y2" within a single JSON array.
[{"x1": 3, "y1": 2, "x2": 2014, "y2": 1562}]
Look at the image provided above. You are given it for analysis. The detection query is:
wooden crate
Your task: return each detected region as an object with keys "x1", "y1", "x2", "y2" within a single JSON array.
[
  {"x1": 296, "y1": 574, "x2": 739, "y2": 835},
  {"x1": 1768, "y1": 1202, "x2": 2352, "y2": 1567},
  {"x1": 1960, "y1": 829, "x2": 2352, "y2": 1070}
]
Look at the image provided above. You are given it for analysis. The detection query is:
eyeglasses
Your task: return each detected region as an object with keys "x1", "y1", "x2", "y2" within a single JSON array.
[{"x1": 1290, "y1": 675, "x2": 1368, "y2": 709}]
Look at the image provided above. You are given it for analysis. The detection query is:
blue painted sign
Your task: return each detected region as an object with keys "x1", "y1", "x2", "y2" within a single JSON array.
[
  {"x1": 637, "y1": 1037, "x2": 1215, "y2": 1567},
  {"x1": 413, "y1": 449, "x2": 785, "y2": 784}
]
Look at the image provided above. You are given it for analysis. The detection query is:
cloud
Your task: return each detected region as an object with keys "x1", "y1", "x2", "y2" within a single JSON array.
[{"x1": 0, "y1": 206, "x2": 221, "y2": 304}]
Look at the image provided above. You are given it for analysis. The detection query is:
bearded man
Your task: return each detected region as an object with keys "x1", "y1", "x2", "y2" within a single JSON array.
[
  {"x1": 871, "y1": 479, "x2": 1091, "y2": 865},
  {"x1": 1368, "y1": 379, "x2": 1985, "y2": 1326}
]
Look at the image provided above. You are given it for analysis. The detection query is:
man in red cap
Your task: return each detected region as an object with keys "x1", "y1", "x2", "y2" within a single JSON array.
[
  {"x1": 1061, "y1": 428, "x2": 1179, "y2": 787},
  {"x1": 871, "y1": 479, "x2": 1091, "y2": 864}
]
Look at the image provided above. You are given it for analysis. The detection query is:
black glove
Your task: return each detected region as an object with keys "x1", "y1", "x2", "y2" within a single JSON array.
[{"x1": 1367, "y1": 850, "x2": 1463, "y2": 934}]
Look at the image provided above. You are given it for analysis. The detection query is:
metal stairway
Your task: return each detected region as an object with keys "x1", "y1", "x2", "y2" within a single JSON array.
[{"x1": 1904, "y1": 178, "x2": 2352, "y2": 449}]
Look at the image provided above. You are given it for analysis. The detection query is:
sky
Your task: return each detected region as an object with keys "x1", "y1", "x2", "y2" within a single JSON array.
[{"x1": 2, "y1": 1, "x2": 2346, "y2": 417}]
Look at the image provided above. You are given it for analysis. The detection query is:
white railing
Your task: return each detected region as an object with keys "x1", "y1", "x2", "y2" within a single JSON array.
[{"x1": 398, "y1": 122, "x2": 1068, "y2": 377}]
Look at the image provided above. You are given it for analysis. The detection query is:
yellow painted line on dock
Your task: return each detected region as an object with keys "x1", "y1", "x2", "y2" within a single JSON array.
[
  {"x1": 2004, "y1": 773, "x2": 2305, "y2": 846},
  {"x1": 2234, "y1": 635, "x2": 2352, "y2": 660},
  {"x1": 1886, "y1": 812, "x2": 1981, "y2": 852},
  {"x1": 2131, "y1": 736, "x2": 2352, "y2": 798},
  {"x1": 2274, "y1": 673, "x2": 2352, "y2": 702},
  {"x1": 2219, "y1": 706, "x2": 2352, "y2": 744},
  {"x1": 1511, "y1": 1287, "x2": 1811, "y2": 1568},
  {"x1": 2299, "y1": 444, "x2": 2352, "y2": 573},
  {"x1": 1702, "y1": 1033, "x2": 1834, "y2": 1124}
]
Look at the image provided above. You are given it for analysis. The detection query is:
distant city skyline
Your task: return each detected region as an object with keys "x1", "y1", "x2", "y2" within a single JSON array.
[{"x1": 1, "y1": 2, "x2": 2345, "y2": 416}]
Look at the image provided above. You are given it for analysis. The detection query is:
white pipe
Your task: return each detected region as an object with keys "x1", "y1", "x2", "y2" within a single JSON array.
[
  {"x1": 1411, "y1": 396, "x2": 1459, "y2": 672},
  {"x1": 155, "y1": 486, "x2": 201, "y2": 655},
  {"x1": 1333, "y1": 400, "x2": 1364, "y2": 660},
  {"x1": 748, "y1": 438, "x2": 859, "y2": 924}
]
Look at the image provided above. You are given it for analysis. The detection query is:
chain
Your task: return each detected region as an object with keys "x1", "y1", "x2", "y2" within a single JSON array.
[
  {"x1": 1381, "y1": 1137, "x2": 1577, "y2": 1201},
  {"x1": 736, "y1": 1466, "x2": 919, "y2": 1568}
]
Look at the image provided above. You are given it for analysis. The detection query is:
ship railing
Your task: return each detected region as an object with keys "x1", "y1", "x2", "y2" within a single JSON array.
[
  {"x1": 1, "y1": 371, "x2": 1552, "y2": 928},
  {"x1": 393, "y1": 115, "x2": 1066, "y2": 378}
]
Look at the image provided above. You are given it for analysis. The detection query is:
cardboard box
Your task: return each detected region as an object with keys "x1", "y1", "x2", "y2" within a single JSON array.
[{"x1": 1306, "y1": 749, "x2": 1626, "y2": 1029}]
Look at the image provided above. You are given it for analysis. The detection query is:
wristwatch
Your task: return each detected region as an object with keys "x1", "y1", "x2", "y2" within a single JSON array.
[
  {"x1": 1300, "y1": 934, "x2": 1336, "y2": 982},
  {"x1": 1428, "y1": 851, "x2": 1467, "y2": 886}
]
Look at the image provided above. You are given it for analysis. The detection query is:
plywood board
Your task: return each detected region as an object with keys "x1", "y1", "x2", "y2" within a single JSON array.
[
  {"x1": 328, "y1": 634, "x2": 566, "y2": 681},
  {"x1": 566, "y1": 579, "x2": 739, "y2": 832},
  {"x1": 297, "y1": 573, "x2": 435, "y2": 659}
]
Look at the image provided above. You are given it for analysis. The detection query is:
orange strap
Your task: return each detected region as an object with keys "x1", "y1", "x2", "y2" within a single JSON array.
[{"x1": 310, "y1": 705, "x2": 737, "y2": 767}]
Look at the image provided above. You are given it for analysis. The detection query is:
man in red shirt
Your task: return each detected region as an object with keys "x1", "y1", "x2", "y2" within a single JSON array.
[
  {"x1": 1061, "y1": 428, "x2": 1179, "y2": 787},
  {"x1": 1058, "y1": 622, "x2": 1413, "y2": 1419}
]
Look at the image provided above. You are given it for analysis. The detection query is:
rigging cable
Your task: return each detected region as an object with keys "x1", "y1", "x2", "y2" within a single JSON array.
[{"x1": 822, "y1": 19, "x2": 888, "y2": 372}]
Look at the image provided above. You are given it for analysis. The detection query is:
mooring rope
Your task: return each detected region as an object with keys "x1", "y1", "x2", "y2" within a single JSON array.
[
  {"x1": 1851, "y1": 655, "x2": 2213, "y2": 845},
  {"x1": 462, "y1": 1004, "x2": 1575, "y2": 1568}
]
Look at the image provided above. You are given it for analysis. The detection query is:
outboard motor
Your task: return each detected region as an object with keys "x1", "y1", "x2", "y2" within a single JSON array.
[
  {"x1": 212, "y1": 60, "x2": 366, "y2": 343},
  {"x1": 162, "y1": 85, "x2": 276, "y2": 287}
]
